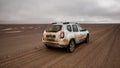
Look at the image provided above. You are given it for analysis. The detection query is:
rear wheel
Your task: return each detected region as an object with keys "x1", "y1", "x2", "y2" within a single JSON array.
[
  {"x1": 67, "y1": 40, "x2": 75, "y2": 53},
  {"x1": 45, "y1": 44, "x2": 51, "y2": 49}
]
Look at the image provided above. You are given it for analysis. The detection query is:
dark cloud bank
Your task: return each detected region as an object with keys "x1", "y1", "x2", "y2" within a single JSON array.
[{"x1": 0, "y1": 0, "x2": 120, "y2": 24}]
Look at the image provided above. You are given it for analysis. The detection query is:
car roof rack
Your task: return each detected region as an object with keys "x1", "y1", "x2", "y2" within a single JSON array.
[
  {"x1": 51, "y1": 22, "x2": 57, "y2": 24},
  {"x1": 51, "y1": 22, "x2": 79, "y2": 25},
  {"x1": 63, "y1": 22, "x2": 69, "y2": 24},
  {"x1": 75, "y1": 22, "x2": 78, "y2": 24}
]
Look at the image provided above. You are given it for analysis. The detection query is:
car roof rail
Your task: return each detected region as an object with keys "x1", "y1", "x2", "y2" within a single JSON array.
[
  {"x1": 51, "y1": 22, "x2": 57, "y2": 24},
  {"x1": 75, "y1": 22, "x2": 78, "y2": 24},
  {"x1": 51, "y1": 22, "x2": 79, "y2": 25},
  {"x1": 63, "y1": 22, "x2": 69, "y2": 24}
]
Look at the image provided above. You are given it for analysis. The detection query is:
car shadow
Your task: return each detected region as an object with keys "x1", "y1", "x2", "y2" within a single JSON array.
[{"x1": 46, "y1": 47, "x2": 68, "y2": 53}]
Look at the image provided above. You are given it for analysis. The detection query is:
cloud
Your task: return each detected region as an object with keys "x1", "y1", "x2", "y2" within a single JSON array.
[{"x1": 0, "y1": 0, "x2": 120, "y2": 23}]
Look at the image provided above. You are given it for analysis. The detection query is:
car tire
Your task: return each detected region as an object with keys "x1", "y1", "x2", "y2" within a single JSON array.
[
  {"x1": 67, "y1": 40, "x2": 75, "y2": 53},
  {"x1": 45, "y1": 44, "x2": 51, "y2": 49},
  {"x1": 85, "y1": 34, "x2": 89, "y2": 43}
]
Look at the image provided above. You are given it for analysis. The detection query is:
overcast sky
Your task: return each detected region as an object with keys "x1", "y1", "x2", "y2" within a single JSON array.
[{"x1": 0, "y1": 0, "x2": 120, "y2": 24}]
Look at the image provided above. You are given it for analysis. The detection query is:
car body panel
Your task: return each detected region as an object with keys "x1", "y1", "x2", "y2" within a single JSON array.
[{"x1": 42, "y1": 22, "x2": 89, "y2": 48}]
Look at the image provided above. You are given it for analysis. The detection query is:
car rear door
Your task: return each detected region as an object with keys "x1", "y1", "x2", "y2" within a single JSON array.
[{"x1": 72, "y1": 24, "x2": 80, "y2": 44}]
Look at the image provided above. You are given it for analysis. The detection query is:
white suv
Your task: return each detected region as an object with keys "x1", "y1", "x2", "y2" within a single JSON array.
[{"x1": 42, "y1": 22, "x2": 89, "y2": 52}]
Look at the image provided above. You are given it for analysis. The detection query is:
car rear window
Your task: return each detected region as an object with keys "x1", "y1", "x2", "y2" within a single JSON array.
[
  {"x1": 67, "y1": 25, "x2": 72, "y2": 32},
  {"x1": 46, "y1": 25, "x2": 62, "y2": 32}
]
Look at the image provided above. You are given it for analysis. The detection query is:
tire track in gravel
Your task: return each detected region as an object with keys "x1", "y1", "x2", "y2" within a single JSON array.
[
  {"x1": 0, "y1": 47, "x2": 65, "y2": 68},
  {"x1": 73, "y1": 25, "x2": 117, "y2": 68},
  {"x1": 102, "y1": 25, "x2": 120, "y2": 68},
  {"x1": 0, "y1": 48, "x2": 47, "y2": 68}
]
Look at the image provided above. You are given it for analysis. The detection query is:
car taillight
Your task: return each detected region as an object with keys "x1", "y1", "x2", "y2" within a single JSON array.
[{"x1": 60, "y1": 31, "x2": 64, "y2": 38}]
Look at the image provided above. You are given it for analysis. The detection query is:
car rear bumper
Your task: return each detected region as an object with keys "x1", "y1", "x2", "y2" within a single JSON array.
[{"x1": 42, "y1": 40, "x2": 68, "y2": 48}]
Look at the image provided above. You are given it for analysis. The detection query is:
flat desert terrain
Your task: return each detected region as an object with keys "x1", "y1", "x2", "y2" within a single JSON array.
[{"x1": 0, "y1": 24, "x2": 120, "y2": 68}]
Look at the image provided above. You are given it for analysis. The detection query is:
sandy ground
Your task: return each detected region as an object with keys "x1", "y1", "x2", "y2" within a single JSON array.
[{"x1": 0, "y1": 24, "x2": 120, "y2": 68}]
